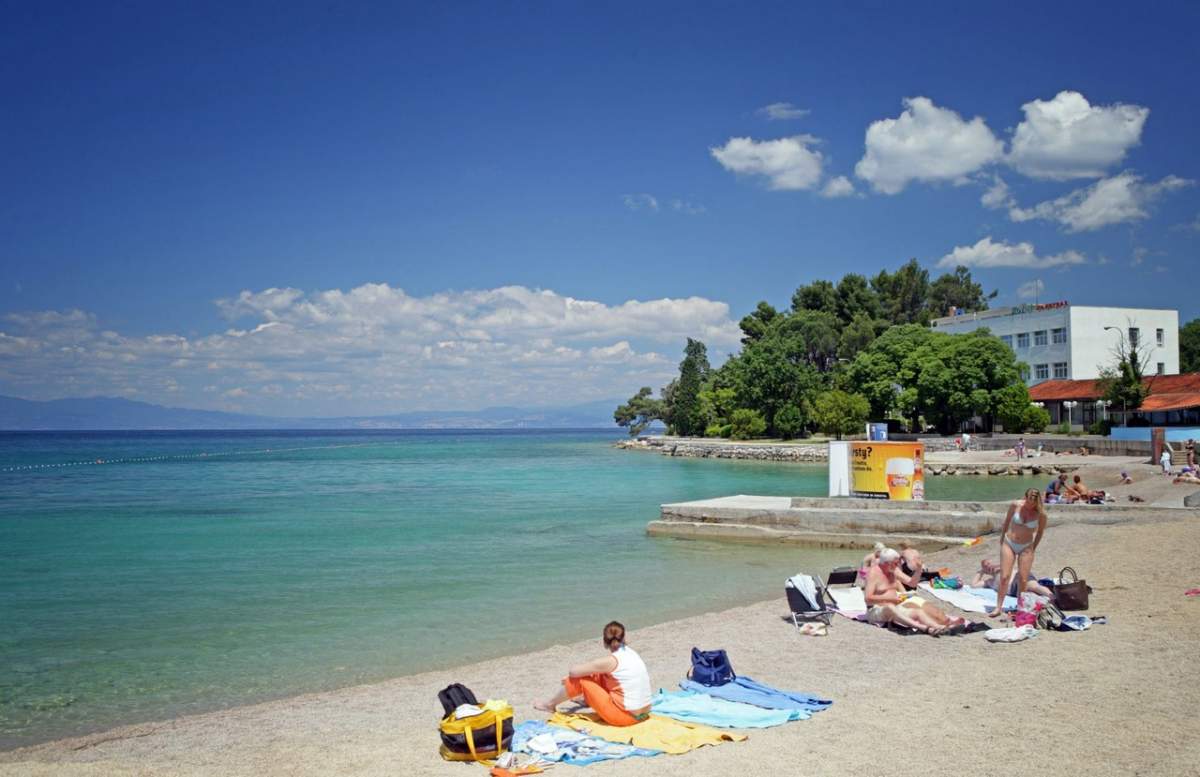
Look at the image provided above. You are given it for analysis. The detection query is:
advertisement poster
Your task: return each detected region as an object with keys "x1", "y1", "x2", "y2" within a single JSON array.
[{"x1": 849, "y1": 441, "x2": 924, "y2": 500}]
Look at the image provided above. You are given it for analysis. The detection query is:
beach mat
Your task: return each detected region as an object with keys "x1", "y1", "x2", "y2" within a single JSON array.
[
  {"x1": 919, "y1": 583, "x2": 1016, "y2": 614},
  {"x1": 651, "y1": 689, "x2": 807, "y2": 728},
  {"x1": 547, "y1": 712, "x2": 745, "y2": 755},
  {"x1": 512, "y1": 720, "x2": 660, "y2": 765},
  {"x1": 827, "y1": 586, "x2": 867, "y2": 618}
]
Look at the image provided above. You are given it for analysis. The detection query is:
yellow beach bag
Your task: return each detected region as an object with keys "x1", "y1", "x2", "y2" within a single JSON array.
[{"x1": 438, "y1": 700, "x2": 514, "y2": 763}]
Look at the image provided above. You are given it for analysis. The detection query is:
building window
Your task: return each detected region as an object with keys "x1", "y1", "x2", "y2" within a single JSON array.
[
  {"x1": 1000, "y1": 334, "x2": 1013, "y2": 348},
  {"x1": 1158, "y1": 362, "x2": 1165, "y2": 375},
  {"x1": 1017, "y1": 332, "x2": 1030, "y2": 348},
  {"x1": 1157, "y1": 328, "x2": 1165, "y2": 347},
  {"x1": 1128, "y1": 327, "x2": 1140, "y2": 348},
  {"x1": 1053, "y1": 362, "x2": 1068, "y2": 379},
  {"x1": 1035, "y1": 364, "x2": 1049, "y2": 380},
  {"x1": 1034, "y1": 330, "x2": 1047, "y2": 346},
  {"x1": 1052, "y1": 327, "x2": 1066, "y2": 344}
]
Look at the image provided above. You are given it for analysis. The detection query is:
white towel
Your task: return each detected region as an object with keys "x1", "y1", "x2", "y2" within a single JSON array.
[
  {"x1": 984, "y1": 625, "x2": 1037, "y2": 643},
  {"x1": 918, "y1": 583, "x2": 995, "y2": 614},
  {"x1": 827, "y1": 586, "x2": 866, "y2": 615},
  {"x1": 786, "y1": 574, "x2": 820, "y2": 610}
]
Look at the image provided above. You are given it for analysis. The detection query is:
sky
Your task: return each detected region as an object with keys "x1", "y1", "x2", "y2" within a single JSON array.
[{"x1": 2, "y1": 2, "x2": 1199, "y2": 415}]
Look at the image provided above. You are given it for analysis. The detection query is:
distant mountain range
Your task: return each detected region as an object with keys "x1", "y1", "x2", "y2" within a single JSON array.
[{"x1": 0, "y1": 395, "x2": 624, "y2": 431}]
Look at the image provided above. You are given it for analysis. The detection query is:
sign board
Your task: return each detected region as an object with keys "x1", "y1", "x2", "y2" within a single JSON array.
[
  {"x1": 866, "y1": 422, "x2": 889, "y2": 441},
  {"x1": 849, "y1": 441, "x2": 925, "y2": 500}
]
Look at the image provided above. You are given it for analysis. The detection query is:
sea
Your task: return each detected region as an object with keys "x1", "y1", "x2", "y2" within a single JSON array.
[{"x1": 0, "y1": 429, "x2": 1040, "y2": 748}]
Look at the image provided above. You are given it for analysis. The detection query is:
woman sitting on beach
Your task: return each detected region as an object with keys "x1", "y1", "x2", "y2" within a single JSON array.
[
  {"x1": 535, "y1": 621, "x2": 651, "y2": 726},
  {"x1": 854, "y1": 543, "x2": 885, "y2": 588},
  {"x1": 1045, "y1": 473, "x2": 1068, "y2": 503},
  {"x1": 972, "y1": 558, "x2": 1054, "y2": 599},
  {"x1": 989, "y1": 488, "x2": 1047, "y2": 618},
  {"x1": 895, "y1": 541, "x2": 925, "y2": 589},
  {"x1": 1174, "y1": 468, "x2": 1200, "y2": 485},
  {"x1": 1066, "y1": 475, "x2": 1104, "y2": 504},
  {"x1": 864, "y1": 549, "x2": 965, "y2": 636}
]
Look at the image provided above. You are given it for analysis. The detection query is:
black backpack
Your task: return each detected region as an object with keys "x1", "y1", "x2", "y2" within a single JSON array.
[
  {"x1": 437, "y1": 683, "x2": 479, "y2": 717},
  {"x1": 437, "y1": 683, "x2": 513, "y2": 759}
]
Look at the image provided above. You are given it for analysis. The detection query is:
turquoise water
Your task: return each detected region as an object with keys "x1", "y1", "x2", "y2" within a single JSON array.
[{"x1": 0, "y1": 430, "x2": 1038, "y2": 748}]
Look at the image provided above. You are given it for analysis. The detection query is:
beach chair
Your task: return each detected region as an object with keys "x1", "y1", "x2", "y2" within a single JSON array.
[
  {"x1": 785, "y1": 573, "x2": 834, "y2": 628},
  {"x1": 826, "y1": 566, "x2": 858, "y2": 586}
]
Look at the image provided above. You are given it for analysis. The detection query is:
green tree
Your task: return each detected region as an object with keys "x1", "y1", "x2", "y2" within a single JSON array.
[
  {"x1": 1181, "y1": 318, "x2": 1200, "y2": 373},
  {"x1": 835, "y1": 273, "x2": 882, "y2": 325},
  {"x1": 738, "y1": 301, "x2": 780, "y2": 345},
  {"x1": 927, "y1": 266, "x2": 995, "y2": 318},
  {"x1": 672, "y1": 339, "x2": 711, "y2": 436},
  {"x1": 790, "y1": 279, "x2": 838, "y2": 315},
  {"x1": 613, "y1": 387, "x2": 664, "y2": 436},
  {"x1": 811, "y1": 390, "x2": 870, "y2": 439},
  {"x1": 773, "y1": 403, "x2": 807, "y2": 440},
  {"x1": 1022, "y1": 404, "x2": 1051, "y2": 433},
  {"x1": 872, "y1": 259, "x2": 930, "y2": 325},
  {"x1": 838, "y1": 312, "x2": 878, "y2": 361},
  {"x1": 729, "y1": 408, "x2": 767, "y2": 439},
  {"x1": 993, "y1": 383, "x2": 1033, "y2": 432},
  {"x1": 697, "y1": 387, "x2": 737, "y2": 429}
]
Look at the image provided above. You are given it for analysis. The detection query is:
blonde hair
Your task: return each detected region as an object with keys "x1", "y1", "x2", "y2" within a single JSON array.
[{"x1": 1023, "y1": 489, "x2": 1047, "y2": 523}]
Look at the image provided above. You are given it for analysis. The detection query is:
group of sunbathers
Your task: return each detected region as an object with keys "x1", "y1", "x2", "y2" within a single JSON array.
[
  {"x1": 1044, "y1": 472, "x2": 1109, "y2": 504},
  {"x1": 855, "y1": 543, "x2": 967, "y2": 636}
]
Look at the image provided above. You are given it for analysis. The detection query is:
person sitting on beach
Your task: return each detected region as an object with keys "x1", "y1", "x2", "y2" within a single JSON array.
[
  {"x1": 972, "y1": 558, "x2": 1054, "y2": 599},
  {"x1": 895, "y1": 541, "x2": 925, "y2": 589},
  {"x1": 864, "y1": 549, "x2": 965, "y2": 636},
  {"x1": 1045, "y1": 473, "x2": 1068, "y2": 503},
  {"x1": 535, "y1": 621, "x2": 651, "y2": 726},
  {"x1": 1078, "y1": 446, "x2": 1089, "y2": 456},
  {"x1": 1066, "y1": 474, "x2": 1104, "y2": 503},
  {"x1": 1187, "y1": 438, "x2": 1196, "y2": 468},
  {"x1": 855, "y1": 542, "x2": 885, "y2": 588},
  {"x1": 1119, "y1": 471, "x2": 1133, "y2": 485},
  {"x1": 1174, "y1": 469, "x2": 1200, "y2": 485}
]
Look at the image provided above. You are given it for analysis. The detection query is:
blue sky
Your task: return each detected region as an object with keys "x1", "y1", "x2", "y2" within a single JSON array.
[{"x1": 2, "y1": 2, "x2": 1199, "y2": 414}]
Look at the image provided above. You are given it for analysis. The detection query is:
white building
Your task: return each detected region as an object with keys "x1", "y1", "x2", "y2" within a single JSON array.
[{"x1": 930, "y1": 302, "x2": 1179, "y2": 385}]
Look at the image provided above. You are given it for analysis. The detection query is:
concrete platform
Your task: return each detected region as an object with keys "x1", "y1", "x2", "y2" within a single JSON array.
[{"x1": 649, "y1": 493, "x2": 1200, "y2": 549}]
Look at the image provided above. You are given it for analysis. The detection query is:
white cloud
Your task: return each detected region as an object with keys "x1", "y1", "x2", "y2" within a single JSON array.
[
  {"x1": 819, "y1": 176, "x2": 856, "y2": 198},
  {"x1": 1008, "y1": 172, "x2": 1194, "y2": 232},
  {"x1": 980, "y1": 175, "x2": 1013, "y2": 210},
  {"x1": 1008, "y1": 91, "x2": 1149, "y2": 180},
  {"x1": 1016, "y1": 279, "x2": 1045, "y2": 300},
  {"x1": 670, "y1": 199, "x2": 707, "y2": 215},
  {"x1": 1132, "y1": 246, "x2": 1149, "y2": 266},
  {"x1": 710, "y1": 135, "x2": 824, "y2": 191},
  {"x1": 855, "y1": 97, "x2": 1003, "y2": 194},
  {"x1": 1173, "y1": 212, "x2": 1200, "y2": 232},
  {"x1": 622, "y1": 193, "x2": 659, "y2": 211},
  {"x1": 937, "y1": 237, "x2": 1086, "y2": 269},
  {"x1": 757, "y1": 102, "x2": 810, "y2": 121},
  {"x1": 0, "y1": 284, "x2": 742, "y2": 415}
]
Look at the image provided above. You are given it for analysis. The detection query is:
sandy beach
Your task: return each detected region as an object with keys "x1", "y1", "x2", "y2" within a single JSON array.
[{"x1": 4, "y1": 462, "x2": 1199, "y2": 777}]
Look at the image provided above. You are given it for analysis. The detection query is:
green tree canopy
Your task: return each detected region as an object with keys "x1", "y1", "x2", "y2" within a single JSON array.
[
  {"x1": 672, "y1": 338, "x2": 711, "y2": 436},
  {"x1": 927, "y1": 265, "x2": 996, "y2": 318},
  {"x1": 614, "y1": 387, "x2": 664, "y2": 436},
  {"x1": 811, "y1": 390, "x2": 870, "y2": 439},
  {"x1": 1181, "y1": 318, "x2": 1200, "y2": 373}
]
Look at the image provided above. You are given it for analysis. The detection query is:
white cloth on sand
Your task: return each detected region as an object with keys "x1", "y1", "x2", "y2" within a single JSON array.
[
  {"x1": 919, "y1": 583, "x2": 1018, "y2": 613},
  {"x1": 826, "y1": 586, "x2": 867, "y2": 617},
  {"x1": 984, "y1": 625, "x2": 1038, "y2": 643}
]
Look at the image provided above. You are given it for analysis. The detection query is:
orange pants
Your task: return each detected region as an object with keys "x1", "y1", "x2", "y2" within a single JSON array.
[{"x1": 562, "y1": 674, "x2": 640, "y2": 726}]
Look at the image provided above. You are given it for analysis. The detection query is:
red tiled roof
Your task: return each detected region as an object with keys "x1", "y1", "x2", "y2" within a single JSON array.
[{"x1": 1029, "y1": 373, "x2": 1200, "y2": 410}]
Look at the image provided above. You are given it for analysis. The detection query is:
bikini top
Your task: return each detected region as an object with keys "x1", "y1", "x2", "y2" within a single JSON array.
[{"x1": 1012, "y1": 504, "x2": 1039, "y2": 528}]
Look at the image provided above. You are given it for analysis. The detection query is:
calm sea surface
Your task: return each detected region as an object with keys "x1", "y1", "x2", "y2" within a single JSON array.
[{"x1": 0, "y1": 430, "x2": 1038, "y2": 747}]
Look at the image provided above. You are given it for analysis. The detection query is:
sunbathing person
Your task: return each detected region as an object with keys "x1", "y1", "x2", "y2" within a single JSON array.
[
  {"x1": 1174, "y1": 470, "x2": 1200, "y2": 485},
  {"x1": 895, "y1": 541, "x2": 925, "y2": 589},
  {"x1": 972, "y1": 558, "x2": 1054, "y2": 599},
  {"x1": 1067, "y1": 474, "x2": 1105, "y2": 503},
  {"x1": 864, "y1": 549, "x2": 965, "y2": 636},
  {"x1": 535, "y1": 620, "x2": 650, "y2": 726},
  {"x1": 854, "y1": 542, "x2": 885, "y2": 588}
]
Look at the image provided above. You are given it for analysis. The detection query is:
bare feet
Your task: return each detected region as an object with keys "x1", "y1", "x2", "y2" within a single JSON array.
[
  {"x1": 533, "y1": 701, "x2": 557, "y2": 713},
  {"x1": 986, "y1": 608, "x2": 1003, "y2": 618}
]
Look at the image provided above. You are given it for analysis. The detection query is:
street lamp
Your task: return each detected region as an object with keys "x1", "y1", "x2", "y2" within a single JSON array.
[
  {"x1": 1063, "y1": 400, "x2": 1077, "y2": 430},
  {"x1": 1102, "y1": 326, "x2": 1128, "y2": 424}
]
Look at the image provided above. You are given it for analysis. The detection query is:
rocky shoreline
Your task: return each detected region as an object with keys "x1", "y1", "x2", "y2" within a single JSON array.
[{"x1": 615, "y1": 436, "x2": 1080, "y2": 475}]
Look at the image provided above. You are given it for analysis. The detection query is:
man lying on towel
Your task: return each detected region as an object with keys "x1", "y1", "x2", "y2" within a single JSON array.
[{"x1": 864, "y1": 548, "x2": 967, "y2": 636}]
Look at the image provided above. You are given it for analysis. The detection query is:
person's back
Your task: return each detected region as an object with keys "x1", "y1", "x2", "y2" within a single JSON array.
[{"x1": 610, "y1": 645, "x2": 651, "y2": 712}]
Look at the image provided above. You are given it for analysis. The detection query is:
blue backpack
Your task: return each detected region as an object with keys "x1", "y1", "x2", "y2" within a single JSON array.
[{"x1": 690, "y1": 648, "x2": 735, "y2": 686}]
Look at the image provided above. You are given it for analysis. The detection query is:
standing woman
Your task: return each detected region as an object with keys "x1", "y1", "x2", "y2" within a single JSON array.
[
  {"x1": 989, "y1": 488, "x2": 1048, "y2": 618},
  {"x1": 535, "y1": 621, "x2": 651, "y2": 726}
]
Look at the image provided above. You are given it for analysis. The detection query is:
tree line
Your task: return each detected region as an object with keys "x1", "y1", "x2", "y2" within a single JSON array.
[{"x1": 615, "y1": 260, "x2": 1051, "y2": 439}]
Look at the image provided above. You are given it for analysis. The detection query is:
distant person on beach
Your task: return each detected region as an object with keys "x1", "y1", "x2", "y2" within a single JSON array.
[
  {"x1": 989, "y1": 488, "x2": 1047, "y2": 618},
  {"x1": 855, "y1": 542, "x2": 886, "y2": 588},
  {"x1": 1187, "y1": 439, "x2": 1196, "y2": 468},
  {"x1": 1067, "y1": 474, "x2": 1104, "y2": 503},
  {"x1": 864, "y1": 549, "x2": 965, "y2": 636},
  {"x1": 535, "y1": 621, "x2": 651, "y2": 726},
  {"x1": 1175, "y1": 470, "x2": 1200, "y2": 485},
  {"x1": 972, "y1": 558, "x2": 1054, "y2": 599},
  {"x1": 895, "y1": 541, "x2": 925, "y2": 589},
  {"x1": 1015, "y1": 438, "x2": 1026, "y2": 459},
  {"x1": 1119, "y1": 471, "x2": 1133, "y2": 485},
  {"x1": 1160, "y1": 449, "x2": 1172, "y2": 474}
]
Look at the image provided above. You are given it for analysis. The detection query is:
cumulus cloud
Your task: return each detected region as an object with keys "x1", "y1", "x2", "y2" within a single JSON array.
[
  {"x1": 855, "y1": 97, "x2": 1003, "y2": 194},
  {"x1": 819, "y1": 176, "x2": 856, "y2": 198},
  {"x1": 757, "y1": 102, "x2": 810, "y2": 121},
  {"x1": 1016, "y1": 279, "x2": 1045, "y2": 300},
  {"x1": 710, "y1": 135, "x2": 824, "y2": 190},
  {"x1": 1008, "y1": 91, "x2": 1149, "y2": 180},
  {"x1": 980, "y1": 175, "x2": 1013, "y2": 210},
  {"x1": 937, "y1": 237, "x2": 1086, "y2": 269},
  {"x1": 1008, "y1": 172, "x2": 1194, "y2": 232},
  {"x1": 622, "y1": 193, "x2": 659, "y2": 211},
  {"x1": 0, "y1": 284, "x2": 742, "y2": 415}
]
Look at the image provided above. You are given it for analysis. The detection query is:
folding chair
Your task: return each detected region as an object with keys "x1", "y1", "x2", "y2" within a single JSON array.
[{"x1": 785, "y1": 573, "x2": 834, "y2": 628}]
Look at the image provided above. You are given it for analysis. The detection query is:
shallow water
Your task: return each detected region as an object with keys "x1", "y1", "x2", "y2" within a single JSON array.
[{"x1": 0, "y1": 430, "x2": 1038, "y2": 747}]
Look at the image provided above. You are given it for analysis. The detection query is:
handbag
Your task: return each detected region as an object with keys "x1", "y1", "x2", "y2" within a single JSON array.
[
  {"x1": 1054, "y1": 566, "x2": 1089, "y2": 611},
  {"x1": 689, "y1": 647, "x2": 735, "y2": 686},
  {"x1": 1036, "y1": 601, "x2": 1065, "y2": 630}
]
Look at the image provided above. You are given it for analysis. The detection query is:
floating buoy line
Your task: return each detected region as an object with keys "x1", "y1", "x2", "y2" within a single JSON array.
[{"x1": 0, "y1": 441, "x2": 381, "y2": 474}]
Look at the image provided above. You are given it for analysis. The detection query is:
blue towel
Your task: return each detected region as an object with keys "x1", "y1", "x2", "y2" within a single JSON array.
[
  {"x1": 964, "y1": 585, "x2": 1018, "y2": 611},
  {"x1": 511, "y1": 720, "x2": 660, "y2": 765},
  {"x1": 678, "y1": 675, "x2": 832, "y2": 712},
  {"x1": 652, "y1": 689, "x2": 808, "y2": 728}
]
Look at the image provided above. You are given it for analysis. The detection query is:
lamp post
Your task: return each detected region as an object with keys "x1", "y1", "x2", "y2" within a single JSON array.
[
  {"x1": 1102, "y1": 326, "x2": 1128, "y2": 424},
  {"x1": 1063, "y1": 400, "x2": 1077, "y2": 430}
]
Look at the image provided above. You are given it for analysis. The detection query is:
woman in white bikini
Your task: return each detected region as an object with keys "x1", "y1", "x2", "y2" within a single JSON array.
[{"x1": 989, "y1": 488, "x2": 1047, "y2": 618}]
